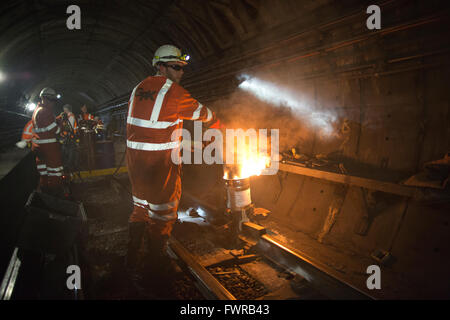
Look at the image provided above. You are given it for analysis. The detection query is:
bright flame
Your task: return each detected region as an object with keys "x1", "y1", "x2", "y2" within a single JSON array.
[
  {"x1": 224, "y1": 150, "x2": 271, "y2": 179},
  {"x1": 239, "y1": 152, "x2": 270, "y2": 179}
]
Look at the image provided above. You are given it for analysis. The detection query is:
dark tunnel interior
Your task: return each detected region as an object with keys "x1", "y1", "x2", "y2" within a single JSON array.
[{"x1": 1, "y1": 0, "x2": 450, "y2": 308}]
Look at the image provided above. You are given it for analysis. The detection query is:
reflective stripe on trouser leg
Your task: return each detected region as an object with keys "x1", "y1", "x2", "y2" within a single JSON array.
[
  {"x1": 132, "y1": 196, "x2": 179, "y2": 221},
  {"x1": 37, "y1": 164, "x2": 48, "y2": 176},
  {"x1": 36, "y1": 142, "x2": 63, "y2": 189},
  {"x1": 126, "y1": 148, "x2": 181, "y2": 235},
  {"x1": 35, "y1": 153, "x2": 48, "y2": 189},
  {"x1": 47, "y1": 166, "x2": 63, "y2": 176}
]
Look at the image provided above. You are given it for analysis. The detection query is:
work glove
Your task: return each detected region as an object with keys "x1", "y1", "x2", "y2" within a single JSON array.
[{"x1": 16, "y1": 140, "x2": 27, "y2": 149}]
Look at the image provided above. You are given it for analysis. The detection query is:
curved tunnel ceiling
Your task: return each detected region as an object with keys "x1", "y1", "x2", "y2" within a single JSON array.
[{"x1": 1, "y1": 0, "x2": 332, "y2": 113}]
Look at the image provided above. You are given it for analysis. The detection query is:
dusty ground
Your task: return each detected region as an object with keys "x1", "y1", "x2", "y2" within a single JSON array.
[{"x1": 71, "y1": 174, "x2": 204, "y2": 300}]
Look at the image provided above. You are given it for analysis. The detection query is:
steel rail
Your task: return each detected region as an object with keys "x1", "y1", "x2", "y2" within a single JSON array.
[
  {"x1": 255, "y1": 234, "x2": 374, "y2": 300},
  {"x1": 0, "y1": 247, "x2": 21, "y2": 300},
  {"x1": 168, "y1": 237, "x2": 236, "y2": 300}
]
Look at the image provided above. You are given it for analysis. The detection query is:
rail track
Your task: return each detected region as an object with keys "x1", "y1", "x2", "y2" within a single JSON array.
[{"x1": 168, "y1": 221, "x2": 373, "y2": 301}]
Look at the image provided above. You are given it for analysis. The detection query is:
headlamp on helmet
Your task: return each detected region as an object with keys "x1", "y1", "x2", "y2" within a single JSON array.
[{"x1": 152, "y1": 45, "x2": 190, "y2": 67}]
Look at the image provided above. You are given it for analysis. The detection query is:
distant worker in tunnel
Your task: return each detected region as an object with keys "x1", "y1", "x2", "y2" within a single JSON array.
[
  {"x1": 57, "y1": 104, "x2": 79, "y2": 175},
  {"x1": 58, "y1": 104, "x2": 77, "y2": 134},
  {"x1": 15, "y1": 119, "x2": 34, "y2": 149},
  {"x1": 125, "y1": 44, "x2": 219, "y2": 285},
  {"x1": 31, "y1": 88, "x2": 64, "y2": 195},
  {"x1": 78, "y1": 104, "x2": 94, "y2": 122}
]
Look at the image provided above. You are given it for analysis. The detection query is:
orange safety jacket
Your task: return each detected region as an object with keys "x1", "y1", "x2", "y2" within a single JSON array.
[
  {"x1": 57, "y1": 112, "x2": 78, "y2": 135},
  {"x1": 21, "y1": 120, "x2": 33, "y2": 141},
  {"x1": 78, "y1": 112, "x2": 94, "y2": 121},
  {"x1": 32, "y1": 104, "x2": 61, "y2": 147},
  {"x1": 31, "y1": 103, "x2": 64, "y2": 182},
  {"x1": 126, "y1": 75, "x2": 214, "y2": 223}
]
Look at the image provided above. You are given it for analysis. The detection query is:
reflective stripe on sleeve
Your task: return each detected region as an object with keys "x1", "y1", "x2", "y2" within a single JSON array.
[
  {"x1": 32, "y1": 138, "x2": 57, "y2": 144},
  {"x1": 47, "y1": 166, "x2": 63, "y2": 172},
  {"x1": 38, "y1": 171, "x2": 48, "y2": 176},
  {"x1": 24, "y1": 125, "x2": 33, "y2": 135},
  {"x1": 127, "y1": 81, "x2": 143, "y2": 119},
  {"x1": 127, "y1": 140, "x2": 180, "y2": 151},
  {"x1": 33, "y1": 122, "x2": 57, "y2": 133},
  {"x1": 37, "y1": 164, "x2": 47, "y2": 169},
  {"x1": 127, "y1": 117, "x2": 182, "y2": 129},
  {"x1": 205, "y1": 107, "x2": 213, "y2": 122},
  {"x1": 149, "y1": 79, "x2": 173, "y2": 123},
  {"x1": 191, "y1": 103, "x2": 203, "y2": 120}
]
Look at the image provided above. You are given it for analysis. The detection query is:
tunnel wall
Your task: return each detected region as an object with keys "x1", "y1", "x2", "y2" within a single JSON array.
[
  {"x1": 244, "y1": 27, "x2": 450, "y2": 296},
  {"x1": 183, "y1": 1, "x2": 450, "y2": 298}
]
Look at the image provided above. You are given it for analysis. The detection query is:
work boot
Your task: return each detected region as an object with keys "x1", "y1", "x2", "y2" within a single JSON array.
[
  {"x1": 142, "y1": 235, "x2": 182, "y2": 298},
  {"x1": 125, "y1": 222, "x2": 146, "y2": 292},
  {"x1": 125, "y1": 222, "x2": 146, "y2": 270}
]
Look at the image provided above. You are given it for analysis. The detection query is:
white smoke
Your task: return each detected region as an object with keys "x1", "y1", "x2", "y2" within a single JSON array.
[{"x1": 238, "y1": 74, "x2": 337, "y2": 136}]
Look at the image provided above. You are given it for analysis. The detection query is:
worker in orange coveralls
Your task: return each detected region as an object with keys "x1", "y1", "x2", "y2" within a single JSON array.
[
  {"x1": 15, "y1": 119, "x2": 34, "y2": 149},
  {"x1": 31, "y1": 88, "x2": 64, "y2": 196},
  {"x1": 57, "y1": 104, "x2": 78, "y2": 136},
  {"x1": 78, "y1": 104, "x2": 94, "y2": 121},
  {"x1": 125, "y1": 44, "x2": 219, "y2": 287}
]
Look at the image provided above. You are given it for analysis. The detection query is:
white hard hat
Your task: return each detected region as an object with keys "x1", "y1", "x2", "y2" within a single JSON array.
[
  {"x1": 63, "y1": 104, "x2": 72, "y2": 111},
  {"x1": 39, "y1": 87, "x2": 57, "y2": 100},
  {"x1": 152, "y1": 45, "x2": 190, "y2": 67}
]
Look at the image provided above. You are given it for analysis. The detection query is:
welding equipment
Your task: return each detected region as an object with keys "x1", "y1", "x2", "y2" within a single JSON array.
[{"x1": 223, "y1": 165, "x2": 254, "y2": 244}]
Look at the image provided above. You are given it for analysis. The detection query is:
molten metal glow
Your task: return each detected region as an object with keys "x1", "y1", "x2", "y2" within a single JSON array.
[
  {"x1": 224, "y1": 151, "x2": 271, "y2": 180},
  {"x1": 239, "y1": 152, "x2": 271, "y2": 179}
]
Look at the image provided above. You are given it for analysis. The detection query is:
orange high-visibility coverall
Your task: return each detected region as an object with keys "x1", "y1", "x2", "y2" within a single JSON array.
[
  {"x1": 32, "y1": 103, "x2": 63, "y2": 191},
  {"x1": 126, "y1": 75, "x2": 215, "y2": 236},
  {"x1": 66, "y1": 111, "x2": 77, "y2": 133},
  {"x1": 21, "y1": 120, "x2": 33, "y2": 141},
  {"x1": 78, "y1": 112, "x2": 94, "y2": 121},
  {"x1": 57, "y1": 111, "x2": 78, "y2": 137}
]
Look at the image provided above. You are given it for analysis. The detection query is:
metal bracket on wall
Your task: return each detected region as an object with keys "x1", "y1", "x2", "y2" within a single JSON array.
[
  {"x1": 353, "y1": 188, "x2": 376, "y2": 236},
  {"x1": 317, "y1": 185, "x2": 349, "y2": 243}
]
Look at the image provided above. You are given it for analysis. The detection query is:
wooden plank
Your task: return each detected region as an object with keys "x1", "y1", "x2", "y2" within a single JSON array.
[{"x1": 279, "y1": 162, "x2": 420, "y2": 198}]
